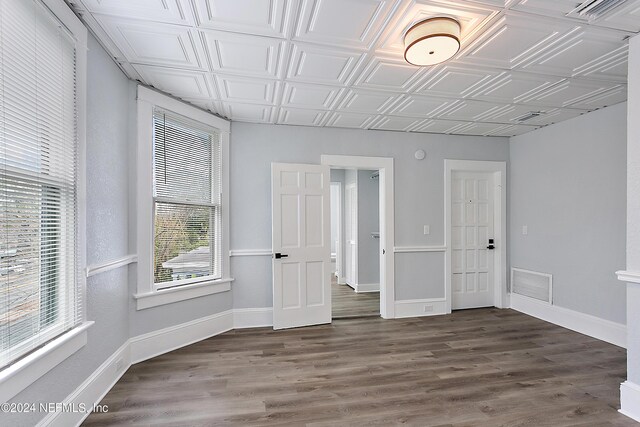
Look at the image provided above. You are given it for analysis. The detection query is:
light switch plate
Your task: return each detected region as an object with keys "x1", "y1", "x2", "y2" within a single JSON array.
[
  {"x1": 522, "y1": 225, "x2": 528, "y2": 235},
  {"x1": 423, "y1": 225, "x2": 430, "y2": 235}
]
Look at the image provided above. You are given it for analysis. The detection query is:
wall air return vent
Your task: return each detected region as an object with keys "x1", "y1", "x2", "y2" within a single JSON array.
[
  {"x1": 511, "y1": 268, "x2": 553, "y2": 304},
  {"x1": 567, "y1": 0, "x2": 628, "y2": 20},
  {"x1": 515, "y1": 111, "x2": 543, "y2": 122}
]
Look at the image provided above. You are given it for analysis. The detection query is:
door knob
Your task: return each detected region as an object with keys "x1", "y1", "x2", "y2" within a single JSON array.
[
  {"x1": 487, "y1": 238, "x2": 495, "y2": 250},
  {"x1": 274, "y1": 253, "x2": 288, "y2": 259}
]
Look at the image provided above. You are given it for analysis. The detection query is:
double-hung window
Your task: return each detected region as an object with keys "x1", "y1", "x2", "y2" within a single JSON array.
[
  {"x1": 0, "y1": 0, "x2": 87, "y2": 378},
  {"x1": 135, "y1": 87, "x2": 231, "y2": 309},
  {"x1": 152, "y1": 109, "x2": 221, "y2": 287}
]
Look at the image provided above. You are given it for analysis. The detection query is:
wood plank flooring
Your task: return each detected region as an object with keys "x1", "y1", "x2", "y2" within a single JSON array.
[
  {"x1": 83, "y1": 309, "x2": 635, "y2": 426},
  {"x1": 331, "y1": 279, "x2": 379, "y2": 318}
]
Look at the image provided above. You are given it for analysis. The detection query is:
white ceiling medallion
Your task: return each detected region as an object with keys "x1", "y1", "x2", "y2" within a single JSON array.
[{"x1": 404, "y1": 17, "x2": 461, "y2": 66}]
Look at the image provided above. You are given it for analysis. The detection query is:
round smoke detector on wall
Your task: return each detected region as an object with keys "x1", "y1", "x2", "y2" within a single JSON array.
[{"x1": 415, "y1": 149, "x2": 426, "y2": 160}]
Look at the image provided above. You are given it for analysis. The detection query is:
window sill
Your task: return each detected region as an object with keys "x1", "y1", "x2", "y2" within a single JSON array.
[
  {"x1": 0, "y1": 321, "x2": 93, "y2": 403},
  {"x1": 134, "y1": 277, "x2": 234, "y2": 310}
]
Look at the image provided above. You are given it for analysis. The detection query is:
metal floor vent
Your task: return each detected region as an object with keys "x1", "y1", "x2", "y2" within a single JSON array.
[{"x1": 511, "y1": 268, "x2": 553, "y2": 304}]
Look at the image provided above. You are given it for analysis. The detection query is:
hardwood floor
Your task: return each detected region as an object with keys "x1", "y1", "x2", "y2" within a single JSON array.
[
  {"x1": 84, "y1": 309, "x2": 634, "y2": 426},
  {"x1": 331, "y1": 278, "x2": 379, "y2": 318}
]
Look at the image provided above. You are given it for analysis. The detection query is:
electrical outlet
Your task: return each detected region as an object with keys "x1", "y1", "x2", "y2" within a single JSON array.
[
  {"x1": 423, "y1": 225, "x2": 430, "y2": 235},
  {"x1": 522, "y1": 225, "x2": 528, "y2": 235},
  {"x1": 423, "y1": 304, "x2": 434, "y2": 312}
]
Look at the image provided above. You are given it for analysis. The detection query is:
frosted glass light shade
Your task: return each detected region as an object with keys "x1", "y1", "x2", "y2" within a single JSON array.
[{"x1": 404, "y1": 17, "x2": 461, "y2": 66}]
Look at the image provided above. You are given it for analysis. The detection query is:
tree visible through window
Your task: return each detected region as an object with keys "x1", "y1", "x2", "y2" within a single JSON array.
[{"x1": 152, "y1": 110, "x2": 222, "y2": 288}]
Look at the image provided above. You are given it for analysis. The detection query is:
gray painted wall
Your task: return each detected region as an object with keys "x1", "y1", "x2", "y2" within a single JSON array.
[
  {"x1": 509, "y1": 102, "x2": 627, "y2": 324},
  {"x1": 6, "y1": 35, "x2": 132, "y2": 427},
  {"x1": 357, "y1": 170, "x2": 380, "y2": 286},
  {"x1": 230, "y1": 122, "x2": 509, "y2": 309}
]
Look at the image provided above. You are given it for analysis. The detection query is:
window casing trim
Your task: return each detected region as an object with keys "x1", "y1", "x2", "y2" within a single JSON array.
[{"x1": 136, "y1": 86, "x2": 231, "y2": 309}]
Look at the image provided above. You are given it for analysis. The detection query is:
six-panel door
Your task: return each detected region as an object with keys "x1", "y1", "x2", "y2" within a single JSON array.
[{"x1": 272, "y1": 163, "x2": 331, "y2": 329}]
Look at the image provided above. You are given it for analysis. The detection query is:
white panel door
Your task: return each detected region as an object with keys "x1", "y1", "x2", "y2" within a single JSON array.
[
  {"x1": 272, "y1": 163, "x2": 331, "y2": 330},
  {"x1": 344, "y1": 183, "x2": 357, "y2": 286},
  {"x1": 451, "y1": 171, "x2": 495, "y2": 310}
]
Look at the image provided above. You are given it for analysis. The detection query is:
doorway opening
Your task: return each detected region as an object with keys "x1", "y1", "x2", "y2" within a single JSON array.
[
  {"x1": 322, "y1": 155, "x2": 395, "y2": 320},
  {"x1": 330, "y1": 169, "x2": 380, "y2": 319}
]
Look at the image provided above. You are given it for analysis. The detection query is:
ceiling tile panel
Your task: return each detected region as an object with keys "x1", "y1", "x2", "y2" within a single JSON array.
[
  {"x1": 459, "y1": 13, "x2": 579, "y2": 69},
  {"x1": 281, "y1": 83, "x2": 344, "y2": 109},
  {"x1": 520, "y1": 79, "x2": 622, "y2": 108},
  {"x1": 81, "y1": 0, "x2": 194, "y2": 24},
  {"x1": 575, "y1": 47, "x2": 628, "y2": 83},
  {"x1": 337, "y1": 89, "x2": 401, "y2": 114},
  {"x1": 471, "y1": 71, "x2": 563, "y2": 104},
  {"x1": 133, "y1": 65, "x2": 214, "y2": 99},
  {"x1": 437, "y1": 99, "x2": 511, "y2": 122},
  {"x1": 388, "y1": 95, "x2": 454, "y2": 118},
  {"x1": 370, "y1": 115, "x2": 422, "y2": 131},
  {"x1": 415, "y1": 63, "x2": 501, "y2": 98},
  {"x1": 294, "y1": 0, "x2": 397, "y2": 49},
  {"x1": 182, "y1": 98, "x2": 222, "y2": 115},
  {"x1": 325, "y1": 112, "x2": 377, "y2": 129},
  {"x1": 376, "y1": 0, "x2": 500, "y2": 57},
  {"x1": 520, "y1": 28, "x2": 630, "y2": 77},
  {"x1": 193, "y1": 0, "x2": 292, "y2": 37},
  {"x1": 216, "y1": 76, "x2": 280, "y2": 105},
  {"x1": 222, "y1": 103, "x2": 275, "y2": 123},
  {"x1": 415, "y1": 119, "x2": 469, "y2": 134},
  {"x1": 569, "y1": 85, "x2": 628, "y2": 110},
  {"x1": 202, "y1": 30, "x2": 287, "y2": 79},
  {"x1": 354, "y1": 57, "x2": 425, "y2": 91},
  {"x1": 277, "y1": 107, "x2": 329, "y2": 126},
  {"x1": 489, "y1": 123, "x2": 538, "y2": 136},
  {"x1": 454, "y1": 122, "x2": 510, "y2": 135},
  {"x1": 286, "y1": 44, "x2": 366, "y2": 86},
  {"x1": 96, "y1": 17, "x2": 206, "y2": 69}
]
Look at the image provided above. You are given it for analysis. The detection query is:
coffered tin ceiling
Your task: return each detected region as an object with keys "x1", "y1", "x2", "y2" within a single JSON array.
[{"x1": 67, "y1": 0, "x2": 637, "y2": 136}]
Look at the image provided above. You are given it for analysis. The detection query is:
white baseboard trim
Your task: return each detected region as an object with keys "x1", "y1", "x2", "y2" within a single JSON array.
[
  {"x1": 337, "y1": 276, "x2": 347, "y2": 285},
  {"x1": 355, "y1": 283, "x2": 380, "y2": 293},
  {"x1": 38, "y1": 342, "x2": 131, "y2": 427},
  {"x1": 510, "y1": 293, "x2": 626, "y2": 348},
  {"x1": 394, "y1": 298, "x2": 447, "y2": 319},
  {"x1": 39, "y1": 307, "x2": 273, "y2": 426},
  {"x1": 130, "y1": 310, "x2": 234, "y2": 364},
  {"x1": 233, "y1": 307, "x2": 273, "y2": 328},
  {"x1": 620, "y1": 381, "x2": 640, "y2": 422}
]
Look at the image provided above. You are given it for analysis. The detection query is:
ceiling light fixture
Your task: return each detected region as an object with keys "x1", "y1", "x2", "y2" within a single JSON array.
[{"x1": 404, "y1": 17, "x2": 461, "y2": 66}]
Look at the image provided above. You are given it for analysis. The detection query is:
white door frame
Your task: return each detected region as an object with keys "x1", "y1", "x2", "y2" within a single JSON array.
[
  {"x1": 321, "y1": 155, "x2": 395, "y2": 319},
  {"x1": 344, "y1": 182, "x2": 358, "y2": 287},
  {"x1": 330, "y1": 181, "x2": 343, "y2": 282},
  {"x1": 444, "y1": 160, "x2": 507, "y2": 312}
]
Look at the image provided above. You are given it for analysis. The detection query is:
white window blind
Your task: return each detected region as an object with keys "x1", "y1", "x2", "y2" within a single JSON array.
[
  {"x1": 152, "y1": 109, "x2": 222, "y2": 289},
  {"x1": 0, "y1": 0, "x2": 81, "y2": 367}
]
